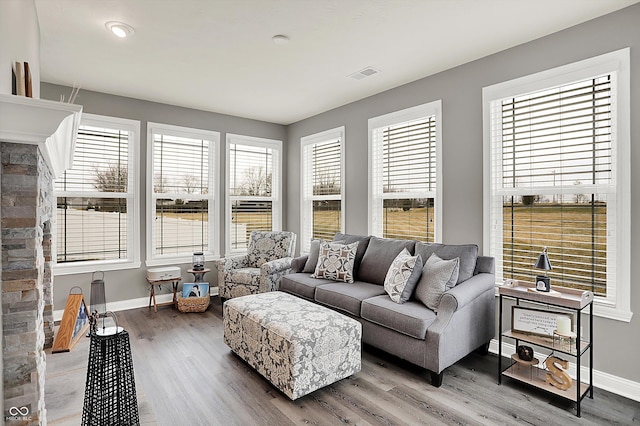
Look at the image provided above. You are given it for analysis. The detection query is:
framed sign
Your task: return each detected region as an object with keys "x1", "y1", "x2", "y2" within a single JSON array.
[
  {"x1": 53, "y1": 288, "x2": 90, "y2": 353},
  {"x1": 511, "y1": 306, "x2": 572, "y2": 337}
]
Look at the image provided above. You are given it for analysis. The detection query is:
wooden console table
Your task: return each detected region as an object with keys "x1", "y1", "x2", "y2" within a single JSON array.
[{"x1": 498, "y1": 281, "x2": 594, "y2": 417}]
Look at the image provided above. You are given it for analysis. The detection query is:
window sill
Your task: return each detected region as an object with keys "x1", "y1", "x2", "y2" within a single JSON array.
[
  {"x1": 145, "y1": 254, "x2": 220, "y2": 268},
  {"x1": 54, "y1": 260, "x2": 141, "y2": 276}
]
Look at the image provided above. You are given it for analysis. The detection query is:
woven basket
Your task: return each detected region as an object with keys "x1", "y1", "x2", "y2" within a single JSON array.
[{"x1": 177, "y1": 294, "x2": 210, "y2": 313}]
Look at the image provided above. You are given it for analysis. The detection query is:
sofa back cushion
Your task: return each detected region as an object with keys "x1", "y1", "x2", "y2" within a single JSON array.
[
  {"x1": 414, "y1": 242, "x2": 478, "y2": 285},
  {"x1": 333, "y1": 233, "x2": 371, "y2": 279},
  {"x1": 358, "y1": 236, "x2": 416, "y2": 285}
]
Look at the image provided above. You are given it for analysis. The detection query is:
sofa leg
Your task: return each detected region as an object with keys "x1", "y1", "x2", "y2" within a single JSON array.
[
  {"x1": 430, "y1": 371, "x2": 443, "y2": 387},
  {"x1": 476, "y1": 342, "x2": 490, "y2": 355}
]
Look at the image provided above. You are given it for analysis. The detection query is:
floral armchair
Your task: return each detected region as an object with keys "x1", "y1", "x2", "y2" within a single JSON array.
[{"x1": 218, "y1": 230, "x2": 297, "y2": 300}]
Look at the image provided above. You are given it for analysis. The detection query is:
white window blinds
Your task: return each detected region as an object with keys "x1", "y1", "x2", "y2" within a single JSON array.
[
  {"x1": 301, "y1": 127, "x2": 344, "y2": 252},
  {"x1": 485, "y1": 48, "x2": 632, "y2": 321},
  {"x1": 148, "y1": 123, "x2": 219, "y2": 262},
  {"x1": 55, "y1": 115, "x2": 138, "y2": 266},
  {"x1": 492, "y1": 76, "x2": 613, "y2": 297},
  {"x1": 369, "y1": 101, "x2": 441, "y2": 242},
  {"x1": 227, "y1": 135, "x2": 281, "y2": 252}
]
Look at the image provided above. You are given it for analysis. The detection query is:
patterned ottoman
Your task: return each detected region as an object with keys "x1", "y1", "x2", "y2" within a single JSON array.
[{"x1": 223, "y1": 291, "x2": 362, "y2": 400}]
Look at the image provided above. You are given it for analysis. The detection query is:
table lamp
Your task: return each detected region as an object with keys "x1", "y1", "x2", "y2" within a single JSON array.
[{"x1": 534, "y1": 247, "x2": 552, "y2": 292}]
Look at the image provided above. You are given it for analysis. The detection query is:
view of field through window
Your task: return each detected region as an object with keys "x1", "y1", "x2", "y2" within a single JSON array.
[{"x1": 497, "y1": 75, "x2": 612, "y2": 296}]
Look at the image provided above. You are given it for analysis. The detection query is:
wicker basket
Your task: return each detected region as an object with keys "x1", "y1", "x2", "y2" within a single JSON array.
[{"x1": 177, "y1": 294, "x2": 210, "y2": 313}]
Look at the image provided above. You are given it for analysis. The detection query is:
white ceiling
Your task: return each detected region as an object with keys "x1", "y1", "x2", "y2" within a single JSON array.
[{"x1": 35, "y1": 0, "x2": 638, "y2": 125}]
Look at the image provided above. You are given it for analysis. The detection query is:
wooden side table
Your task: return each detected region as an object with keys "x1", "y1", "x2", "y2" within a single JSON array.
[
  {"x1": 187, "y1": 267, "x2": 210, "y2": 283},
  {"x1": 146, "y1": 277, "x2": 181, "y2": 313}
]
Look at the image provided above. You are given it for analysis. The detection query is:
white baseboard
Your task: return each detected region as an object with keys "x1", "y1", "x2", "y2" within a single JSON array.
[
  {"x1": 490, "y1": 339, "x2": 640, "y2": 402},
  {"x1": 53, "y1": 287, "x2": 219, "y2": 322}
]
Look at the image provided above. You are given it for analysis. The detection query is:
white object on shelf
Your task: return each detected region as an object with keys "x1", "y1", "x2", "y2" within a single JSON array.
[
  {"x1": 146, "y1": 266, "x2": 181, "y2": 281},
  {"x1": 556, "y1": 316, "x2": 572, "y2": 335}
]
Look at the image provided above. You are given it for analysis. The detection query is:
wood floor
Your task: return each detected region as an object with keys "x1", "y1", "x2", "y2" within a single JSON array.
[{"x1": 45, "y1": 297, "x2": 640, "y2": 425}]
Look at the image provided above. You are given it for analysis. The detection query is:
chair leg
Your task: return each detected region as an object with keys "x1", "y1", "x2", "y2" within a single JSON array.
[{"x1": 430, "y1": 371, "x2": 444, "y2": 387}]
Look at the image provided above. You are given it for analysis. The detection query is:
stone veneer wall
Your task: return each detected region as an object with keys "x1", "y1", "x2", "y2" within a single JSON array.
[{"x1": 2, "y1": 141, "x2": 55, "y2": 424}]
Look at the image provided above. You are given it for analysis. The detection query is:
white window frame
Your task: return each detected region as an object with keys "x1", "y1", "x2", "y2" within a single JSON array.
[
  {"x1": 225, "y1": 134, "x2": 282, "y2": 255},
  {"x1": 482, "y1": 48, "x2": 631, "y2": 322},
  {"x1": 146, "y1": 122, "x2": 220, "y2": 266},
  {"x1": 368, "y1": 101, "x2": 443, "y2": 241},
  {"x1": 54, "y1": 113, "x2": 141, "y2": 275},
  {"x1": 300, "y1": 127, "x2": 345, "y2": 253}
]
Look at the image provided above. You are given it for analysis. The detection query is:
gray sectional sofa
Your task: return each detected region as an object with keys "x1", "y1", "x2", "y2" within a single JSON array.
[{"x1": 280, "y1": 233, "x2": 495, "y2": 386}]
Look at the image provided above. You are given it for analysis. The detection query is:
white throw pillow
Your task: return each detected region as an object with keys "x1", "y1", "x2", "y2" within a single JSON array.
[
  {"x1": 311, "y1": 241, "x2": 358, "y2": 283},
  {"x1": 414, "y1": 253, "x2": 460, "y2": 311},
  {"x1": 383, "y1": 248, "x2": 423, "y2": 303}
]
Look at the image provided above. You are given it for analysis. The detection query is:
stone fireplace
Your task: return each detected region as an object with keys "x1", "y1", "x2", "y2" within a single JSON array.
[{"x1": 1, "y1": 95, "x2": 81, "y2": 424}]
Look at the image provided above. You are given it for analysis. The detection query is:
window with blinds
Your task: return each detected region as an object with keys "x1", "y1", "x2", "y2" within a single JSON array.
[
  {"x1": 484, "y1": 48, "x2": 631, "y2": 319},
  {"x1": 369, "y1": 101, "x2": 441, "y2": 242},
  {"x1": 498, "y1": 77, "x2": 611, "y2": 296},
  {"x1": 148, "y1": 123, "x2": 219, "y2": 262},
  {"x1": 227, "y1": 135, "x2": 282, "y2": 252},
  {"x1": 55, "y1": 114, "x2": 139, "y2": 268},
  {"x1": 301, "y1": 127, "x2": 344, "y2": 252}
]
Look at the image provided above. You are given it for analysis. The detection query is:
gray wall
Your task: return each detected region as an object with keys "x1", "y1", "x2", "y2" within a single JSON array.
[
  {"x1": 286, "y1": 4, "x2": 639, "y2": 383},
  {"x1": 41, "y1": 83, "x2": 286, "y2": 309}
]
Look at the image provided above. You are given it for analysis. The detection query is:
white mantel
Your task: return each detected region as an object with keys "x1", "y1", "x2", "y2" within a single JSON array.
[{"x1": 0, "y1": 94, "x2": 82, "y2": 178}]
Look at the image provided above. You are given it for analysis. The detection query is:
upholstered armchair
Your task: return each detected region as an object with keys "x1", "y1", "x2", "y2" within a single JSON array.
[{"x1": 219, "y1": 230, "x2": 297, "y2": 300}]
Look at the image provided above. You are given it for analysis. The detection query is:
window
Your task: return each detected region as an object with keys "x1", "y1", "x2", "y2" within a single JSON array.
[
  {"x1": 147, "y1": 123, "x2": 220, "y2": 265},
  {"x1": 226, "y1": 134, "x2": 282, "y2": 253},
  {"x1": 54, "y1": 114, "x2": 140, "y2": 274},
  {"x1": 483, "y1": 48, "x2": 631, "y2": 321},
  {"x1": 300, "y1": 127, "x2": 345, "y2": 253},
  {"x1": 368, "y1": 101, "x2": 442, "y2": 241}
]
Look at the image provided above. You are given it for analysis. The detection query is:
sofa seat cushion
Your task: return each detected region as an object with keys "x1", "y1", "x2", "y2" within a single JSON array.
[
  {"x1": 225, "y1": 267, "x2": 260, "y2": 286},
  {"x1": 361, "y1": 295, "x2": 436, "y2": 340},
  {"x1": 314, "y1": 282, "x2": 386, "y2": 316},
  {"x1": 414, "y1": 242, "x2": 478, "y2": 285},
  {"x1": 358, "y1": 237, "x2": 416, "y2": 285},
  {"x1": 280, "y1": 273, "x2": 335, "y2": 300}
]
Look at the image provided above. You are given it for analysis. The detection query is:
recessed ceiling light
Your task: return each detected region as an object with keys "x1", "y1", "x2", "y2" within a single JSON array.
[
  {"x1": 272, "y1": 35, "x2": 290, "y2": 45},
  {"x1": 105, "y1": 21, "x2": 135, "y2": 38}
]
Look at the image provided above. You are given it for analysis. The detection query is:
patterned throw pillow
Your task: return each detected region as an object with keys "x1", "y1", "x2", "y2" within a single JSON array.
[
  {"x1": 311, "y1": 241, "x2": 359, "y2": 283},
  {"x1": 383, "y1": 248, "x2": 423, "y2": 303},
  {"x1": 303, "y1": 238, "x2": 346, "y2": 273},
  {"x1": 414, "y1": 253, "x2": 460, "y2": 311}
]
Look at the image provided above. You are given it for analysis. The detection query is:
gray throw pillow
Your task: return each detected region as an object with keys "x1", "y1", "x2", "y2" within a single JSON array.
[
  {"x1": 311, "y1": 241, "x2": 359, "y2": 283},
  {"x1": 383, "y1": 248, "x2": 423, "y2": 304},
  {"x1": 303, "y1": 238, "x2": 345, "y2": 273},
  {"x1": 414, "y1": 253, "x2": 460, "y2": 311}
]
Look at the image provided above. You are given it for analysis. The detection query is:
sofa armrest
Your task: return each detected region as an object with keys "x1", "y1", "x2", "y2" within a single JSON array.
[
  {"x1": 223, "y1": 254, "x2": 250, "y2": 271},
  {"x1": 260, "y1": 257, "x2": 294, "y2": 292},
  {"x1": 425, "y1": 272, "x2": 496, "y2": 373},
  {"x1": 290, "y1": 255, "x2": 308, "y2": 273},
  {"x1": 441, "y1": 272, "x2": 496, "y2": 312}
]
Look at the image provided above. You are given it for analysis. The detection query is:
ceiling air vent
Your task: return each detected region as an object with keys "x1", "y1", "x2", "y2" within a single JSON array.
[{"x1": 348, "y1": 66, "x2": 379, "y2": 80}]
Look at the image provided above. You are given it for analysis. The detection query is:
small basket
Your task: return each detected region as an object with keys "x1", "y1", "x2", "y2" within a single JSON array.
[{"x1": 177, "y1": 294, "x2": 210, "y2": 313}]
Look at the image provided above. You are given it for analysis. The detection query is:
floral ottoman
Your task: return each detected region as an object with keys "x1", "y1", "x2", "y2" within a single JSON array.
[{"x1": 223, "y1": 291, "x2": 362, "y2": 400}]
